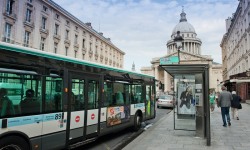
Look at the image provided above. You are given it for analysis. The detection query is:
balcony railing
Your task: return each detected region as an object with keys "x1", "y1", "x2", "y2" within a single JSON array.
[
  {"x1": 53, "y1": 34, "x2": 61, "y2": 40},
  {"x1": 40, "y1": 27, "x2": 49, "y2": 34},
  {"x1": 2, "y1": 37, "x2": 14, "y2": 44},
  {"x1": 24, "y1": 21, "x2": 34, "y2": 28},
  {"x1": 3, "y1": 12, "x2": 17, "y2": 20}
]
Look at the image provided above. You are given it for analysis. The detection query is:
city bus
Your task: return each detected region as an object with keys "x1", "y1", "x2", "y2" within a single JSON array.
[{"x1": 0, "y1": 42, "x2": 156, "y2": 150}]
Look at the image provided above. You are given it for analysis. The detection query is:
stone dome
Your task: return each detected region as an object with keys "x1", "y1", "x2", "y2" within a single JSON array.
[
  {"x1": 172, "y1": 10, "x2": 196, "y2": 35},
  {"x1": 172, "y1": 22, "x2": 196, "y2": 35}
]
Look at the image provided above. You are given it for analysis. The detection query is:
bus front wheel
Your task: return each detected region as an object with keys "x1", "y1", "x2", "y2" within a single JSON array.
[
  {"x1": 133, "y1": 112, "x2": 142, "y2": 131},
  {"x1": 0, "y1": 136, "x2": 29, "y2": 150}
]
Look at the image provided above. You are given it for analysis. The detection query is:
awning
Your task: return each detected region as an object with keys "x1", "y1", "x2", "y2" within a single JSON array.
[
  {"x1": 230, "y1": 79, "x2": 250, "y2": 83},
  {"x1": 159, "y1": 64, "x2": 209, "y2": 77}
]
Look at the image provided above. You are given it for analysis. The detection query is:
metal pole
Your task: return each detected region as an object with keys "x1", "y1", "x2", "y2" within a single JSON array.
[{"x1": 178, "y1": 49, "x2": 180, "y2": 64}]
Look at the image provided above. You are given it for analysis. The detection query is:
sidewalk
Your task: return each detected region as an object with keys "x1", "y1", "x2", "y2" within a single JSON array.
[{"x1": 123, "y1": 103, "x2": 250, "y2": 150}]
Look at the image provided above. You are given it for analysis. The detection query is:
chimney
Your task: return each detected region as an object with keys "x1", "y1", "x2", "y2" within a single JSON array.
[
  {"x1": 99, "y1": 32, "x2": 103, "y2": 36},
  {"x1": 86, "y1": 22, "x2": 92, "y2": 28},
  {"x1": 107, "y1": 38, "x2": 111, "y2": 41}
]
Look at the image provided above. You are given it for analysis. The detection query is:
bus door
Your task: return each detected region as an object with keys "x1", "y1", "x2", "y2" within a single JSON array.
[
  {"x1": 85, "y1": 77, "x2": 100, "y2": 138},
  {"x1": 68, "y1": 74, "x2": 100, "y2": 141},
  {"x1": 68, "y1": 75, "x2": 85, "y2": 141}
]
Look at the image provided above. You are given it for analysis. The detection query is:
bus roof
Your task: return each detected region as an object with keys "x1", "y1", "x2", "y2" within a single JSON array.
[{"x1": 0, "y1": 42, "x2": 154, "y2": 79}]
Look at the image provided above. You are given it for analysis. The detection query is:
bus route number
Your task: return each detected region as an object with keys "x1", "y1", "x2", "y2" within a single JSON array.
[{"x1": 55, "y1": 113, "x2": 62, "y2": 120}]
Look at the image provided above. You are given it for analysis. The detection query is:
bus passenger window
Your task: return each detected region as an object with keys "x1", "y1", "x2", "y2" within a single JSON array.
[
  {"x1": 45, "y1": 77, "x2": 63, "y2": 112},
  {"x1": 20, "y1": 89, "x2": 40, "y2": 115},
  {"x1": 0, "y1": 88, "x2": 15, "y2": 117},
  {"x1": 115, "y1": 91, "x2": 124, "y2": 105},
  {"x1": 54, "y1": 93, "x2": 62, "y2": 111}
]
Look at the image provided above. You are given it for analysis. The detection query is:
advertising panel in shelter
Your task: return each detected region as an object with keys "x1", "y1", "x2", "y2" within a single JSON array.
[{"x1": 177, "y1": 82, "x2": 196, "y2": 115}]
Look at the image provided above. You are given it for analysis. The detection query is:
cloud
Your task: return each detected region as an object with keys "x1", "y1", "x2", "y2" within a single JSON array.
[{"x1": 53, "y1": 0, "x2": 238, "y2": 70}]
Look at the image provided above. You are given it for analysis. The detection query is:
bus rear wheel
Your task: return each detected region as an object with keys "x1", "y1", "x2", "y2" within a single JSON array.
[
  {"x1": 0, "y1": 136, "x2": 29, "y2": 150},
  {"x1": 133, "y1": 112, "x2": 142, "y2": 131}
]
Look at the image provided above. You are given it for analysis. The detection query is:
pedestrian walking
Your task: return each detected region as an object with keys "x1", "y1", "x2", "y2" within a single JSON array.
[
  {"x1": 231, "y1": 91, "x2": 242, "y2": 120},
  {"x1": 209, "y1": 90, "x2": 215, "y2": 112},
  {"x1": 218, "y1": 86, "x2": 232, "y2": 127}
]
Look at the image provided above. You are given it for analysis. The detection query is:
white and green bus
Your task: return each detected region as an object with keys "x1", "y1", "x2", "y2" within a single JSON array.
[{"x1": 0, "y1": 42, "x2": 156, "y2": 150}]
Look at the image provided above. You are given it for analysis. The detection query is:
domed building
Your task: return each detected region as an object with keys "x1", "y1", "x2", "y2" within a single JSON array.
[
  {"x1": 168, "y1": 11, "x2": 201, "y2": 55},
  {"x1": 141, "y1": 10, "x2": 222, "y2": 94}
]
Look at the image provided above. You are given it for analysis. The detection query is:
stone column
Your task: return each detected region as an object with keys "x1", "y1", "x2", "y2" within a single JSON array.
[{"x1": 164, "y1": 71, "x2": 171, "y2": 92}]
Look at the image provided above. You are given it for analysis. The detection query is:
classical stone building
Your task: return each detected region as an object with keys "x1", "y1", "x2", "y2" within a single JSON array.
[
  {"x1": 0, "y1": 0, "x2": 125, "y2": 68},
  {"x1": 221, "y1": 0, "x2": 250, "y2": 101},
  {"x1": 141, "y1": 10, "x2": 223, "y2": 93}
]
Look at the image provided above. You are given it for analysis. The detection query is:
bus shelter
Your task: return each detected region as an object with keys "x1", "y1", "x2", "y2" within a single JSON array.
[{"x1": 159, "y1": 64, "x2": 210, "y2": 146}]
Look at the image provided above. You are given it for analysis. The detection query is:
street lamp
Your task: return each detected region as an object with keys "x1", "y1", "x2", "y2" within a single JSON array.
[{"x1": 174, "y1": 31, "x2": 184, "y2": 64}]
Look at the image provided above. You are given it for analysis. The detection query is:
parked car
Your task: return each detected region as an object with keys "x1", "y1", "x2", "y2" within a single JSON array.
[{"x1": 157, "y1": 95, "x2": 174, "y2": 108}]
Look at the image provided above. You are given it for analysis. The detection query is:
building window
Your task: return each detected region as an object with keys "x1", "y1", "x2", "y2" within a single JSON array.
[
  {"x1": 40, "y1": 37, "x2": 45, "y2": 51},
  {"x1": 24, "y1": 31, "x2": 30, "y2": 47},
  {"x1": 55, "y1": 13, "x2": 60, "y2": 19},
  {"x1": 65, "y1": 30, "x2": 69, "y2": 40},
  {"x1": 42, "y1": 17, "x2": 47, "y2": 30},
  {"x1": 74, "y1": 34, "x2": 78, "y2": 44},
  {"x1": 66, "y1": 20, "x2": 70, "y2": 26},
  {"x1": 65, "y1": 47, "x2": 68, "y2": 56},
  {"x1": 4, "y1": 23, "x2": 11, "y2": 43},
  {"x1": 82, "y1": 39, "x2": 85, "y2": 48},
  {"x1": 54, "y1": 24, "x2": 59, "y2": 35},
  {"x1": 54, "y1": 42, "x2": 58, "y2": 53},
  {"x1": 6, "y1": 0, "x2": 14, "y2": 15},
  {"x1": 75, "y1": 26, "x2": 78, "y2": 31},
  {"x1": 25, "y1": 9, "x2": 32, "y2": 22},
  {"x1": 43, "y1": 6, "x2": 47, "y2": 12}
]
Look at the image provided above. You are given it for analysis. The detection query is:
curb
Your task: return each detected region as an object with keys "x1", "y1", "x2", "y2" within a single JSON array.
[{"x1": 112, "y1": 128, "x2": 144, "y2": 150}]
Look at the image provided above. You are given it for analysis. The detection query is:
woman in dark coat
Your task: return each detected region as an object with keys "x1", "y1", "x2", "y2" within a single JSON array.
[{"x1": 231, "y1": 91, "x2": 242, "y2": 120}]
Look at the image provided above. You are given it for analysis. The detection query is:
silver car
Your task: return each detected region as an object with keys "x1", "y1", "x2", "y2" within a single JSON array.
[{"x1": 157, "y1": 95, "x2": 174, "y2": 108}]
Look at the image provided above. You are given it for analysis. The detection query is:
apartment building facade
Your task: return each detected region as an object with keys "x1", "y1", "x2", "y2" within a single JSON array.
[
  {"x1": 221, "y1": 0, "x2": 250, "y2": 101},
  {"x1": 0, "y1": 0, "x2": 125, "y2": 68}
]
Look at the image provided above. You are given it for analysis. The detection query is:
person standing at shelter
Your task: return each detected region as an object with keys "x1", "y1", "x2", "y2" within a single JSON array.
[
  {"x1": 231, "y1": 91, "x2": 241, "y2": 120},
  {"x1": 209, "y1": 90, "x2": 215, "y2": 112},
  {"x1": 218, "y1": 86, "x2": 232, "y2": 127}
]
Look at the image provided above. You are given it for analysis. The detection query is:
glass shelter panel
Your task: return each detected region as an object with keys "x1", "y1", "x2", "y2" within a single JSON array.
[{"x1": 174, "y1": 75, "x2": 196, "y2": 131}]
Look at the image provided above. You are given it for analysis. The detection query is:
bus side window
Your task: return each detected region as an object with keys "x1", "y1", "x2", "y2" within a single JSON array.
[
  {"x1": 54, "y1": 93, "x2": 62, "y2": 111},
  {"x1": 0, "y1": 88, "x2": 15, "y2": 117},
  {"x1": 115, "y1": 91, "x2": 124, "y2": 105},
  {"x1": 20, "y1": 89, "x2": 40, "y2": 115}
]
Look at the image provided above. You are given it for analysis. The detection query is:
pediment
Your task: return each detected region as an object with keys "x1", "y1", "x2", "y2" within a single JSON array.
[{"x1": 154, "y1": 51, "x2": 213, "y2": 63}]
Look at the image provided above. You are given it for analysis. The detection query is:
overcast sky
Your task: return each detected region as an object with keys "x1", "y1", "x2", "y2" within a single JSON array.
[{"x1": 53, "y1": 0, "x2": 238, "y2": 71}]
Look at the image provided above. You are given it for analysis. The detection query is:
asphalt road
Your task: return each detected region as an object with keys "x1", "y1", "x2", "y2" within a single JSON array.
[{"x1": 75, "y1": 107, "x2": 172, "y2": 150}]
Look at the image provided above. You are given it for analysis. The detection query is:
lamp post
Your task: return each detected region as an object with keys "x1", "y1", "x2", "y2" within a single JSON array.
[
  {"x1": 174, "y1": 31, "x2": 184, "y2": 64},
  {"x1": 217, "y1": 79, "x2": 219, "y2": 92}
]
